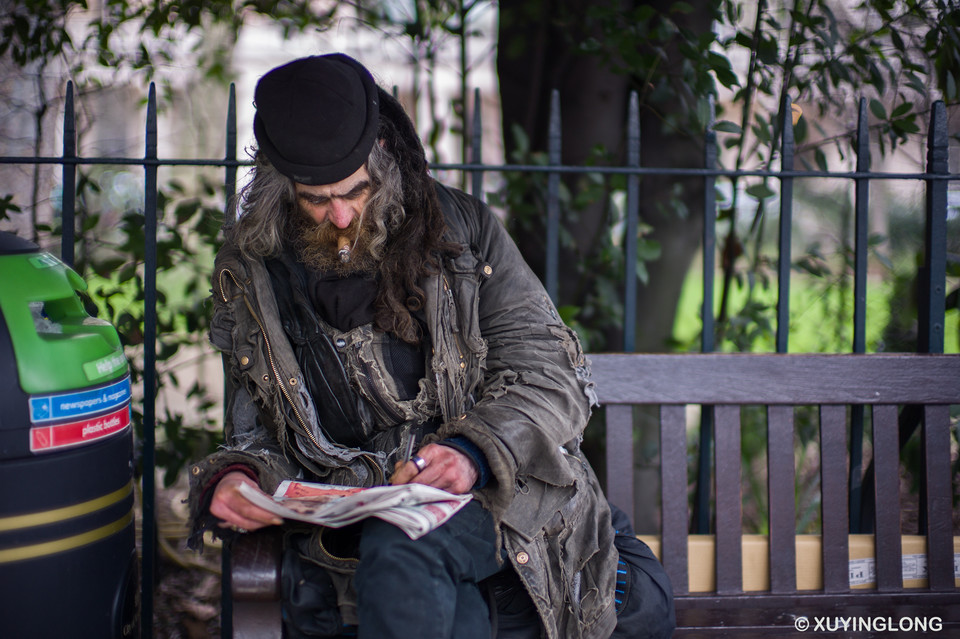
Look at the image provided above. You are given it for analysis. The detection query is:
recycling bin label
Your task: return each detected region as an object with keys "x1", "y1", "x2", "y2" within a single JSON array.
[{"x1": 27, "y1": 375, "x2": 132, "y2": 453}]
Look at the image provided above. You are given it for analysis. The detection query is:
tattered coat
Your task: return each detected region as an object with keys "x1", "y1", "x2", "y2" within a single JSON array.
[{"x1": 188, "y1": 184, "x2": 618, "y2": 639}]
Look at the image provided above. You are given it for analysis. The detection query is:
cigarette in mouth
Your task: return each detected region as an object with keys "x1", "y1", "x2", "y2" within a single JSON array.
[{"x1": 337, "y1": 236, "x2": 351, "y2": 263}]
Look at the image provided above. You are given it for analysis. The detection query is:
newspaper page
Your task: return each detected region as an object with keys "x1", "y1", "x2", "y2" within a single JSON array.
[{"x1": 237, "y1": 480, "x2": 472, "y2": 540}]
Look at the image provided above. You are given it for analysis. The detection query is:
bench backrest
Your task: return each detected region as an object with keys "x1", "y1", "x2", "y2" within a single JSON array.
[{"x1": 590, "y1": 353, "x2": 960, "y2": 600}]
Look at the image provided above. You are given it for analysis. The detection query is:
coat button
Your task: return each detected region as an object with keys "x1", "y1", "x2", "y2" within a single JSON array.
[
  {"x1": 191, "y1": 466, "x2": 201, "y2": 476},
  {"x1": 239, "y1": 356, "x2": 249, "y2": 366},
  {"x1": 516, "y1": 551, "x2": 530, "y2": 565},
  {"x1": 336, "y1": 338, "x2": 346, "y2": 348},
  {"x1": 482, "y1": 264, "x2": 493, "y2": 276}
]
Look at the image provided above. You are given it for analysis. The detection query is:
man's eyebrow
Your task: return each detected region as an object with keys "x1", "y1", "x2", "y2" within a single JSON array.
[
  {"x1": 340, "y1": 180, "x2": 371, "y2": 199},
  {"x1": 298, "y1": 180, "x2": 371, "y2": 203}
]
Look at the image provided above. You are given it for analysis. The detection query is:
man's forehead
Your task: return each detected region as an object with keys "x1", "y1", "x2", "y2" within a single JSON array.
[{"x1": 295, "y1": 165, "x2": 370, "y2": 197}]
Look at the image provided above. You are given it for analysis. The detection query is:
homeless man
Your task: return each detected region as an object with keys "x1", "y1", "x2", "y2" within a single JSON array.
[{"x1": 187, "y1": 53, "x2": 674, "y2": 639}]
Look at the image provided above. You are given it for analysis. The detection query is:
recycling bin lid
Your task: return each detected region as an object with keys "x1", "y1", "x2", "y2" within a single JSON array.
[{"x1": 0, "y1": 231, "x2": 40, "y2": 255}]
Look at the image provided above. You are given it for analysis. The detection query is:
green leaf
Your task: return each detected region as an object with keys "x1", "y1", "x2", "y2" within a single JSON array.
[
  {"x1": 713, "y1": 120, "x2": 743, "y2": 135},
  {"x1": 815, "y1": 149, "x2": 828, "y2": 172},
  {"x1": 869, "y1": 98, "x2": 887, "y2": 120},
  {"x1": 746, "y1": 183, "x2": 777, "y2": 201},
  {"x1": 636, "y1": 261, "x2": 649, "y2": 284},
  {"x1": 890, "y1": 102, "x2": 913, "y2": 118}
]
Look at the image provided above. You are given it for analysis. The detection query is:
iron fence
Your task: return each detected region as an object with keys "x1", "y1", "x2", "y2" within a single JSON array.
[{"x1": 1, "y1": 80, "x2": 957, "y2": 638}]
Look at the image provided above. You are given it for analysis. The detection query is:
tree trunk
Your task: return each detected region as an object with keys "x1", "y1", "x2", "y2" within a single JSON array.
[{"x1": 498, "y1": 0, "x2": 712, "y2": 353}]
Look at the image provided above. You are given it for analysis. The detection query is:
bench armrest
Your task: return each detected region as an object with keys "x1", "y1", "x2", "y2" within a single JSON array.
[{"x1": 230, "y1": 529, "x2": 283, "y2": 638}]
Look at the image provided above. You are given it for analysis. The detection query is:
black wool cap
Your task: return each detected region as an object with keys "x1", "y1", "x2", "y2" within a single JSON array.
[{"x1": 253, "y1": 54, "x2": 379, "y2": 185}]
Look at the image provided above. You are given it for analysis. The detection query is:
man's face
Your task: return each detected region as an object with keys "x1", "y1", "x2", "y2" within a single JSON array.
[
  {"x1": 292, "y1": 165, "x2": 380, "y2": 275},
  {"x1": 295, "y1": 165, "x2": 372, "y2": 228}
]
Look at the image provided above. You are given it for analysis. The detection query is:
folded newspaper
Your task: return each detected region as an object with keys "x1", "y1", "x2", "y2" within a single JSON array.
[{"x1": 238, "y1": 480, "x2": 472, "y2": 540}]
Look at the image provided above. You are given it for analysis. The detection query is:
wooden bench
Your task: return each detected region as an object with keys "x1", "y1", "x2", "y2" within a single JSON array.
[
  {"x1": 592, "y1": 352, "x2": 960, "y2": 636},
  {"x1": 227, "y1": 352, "x2": 960, "y2": 637}
]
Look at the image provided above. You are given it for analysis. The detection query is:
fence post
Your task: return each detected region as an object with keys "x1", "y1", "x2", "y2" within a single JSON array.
[
  {"x1": 546, "y1": 90, "x2": 561, "y2": 303},
  {"x1": 219, "y1": 82, "x2": 237, "y2": 639},
  {"x1": 853, "y1": 97, "x2": 870, "y2": 352},
  {"x1": 775, "y1": 96, "x2": 795, "y2": 354},
  {"x1": 224, "y1": 83, "x2": 238, "y2": 226},
  {"x1": 141, "y1": 82, "x2": 159, "y2": 639},
  {"x1": 695, "y1": 96, "x2": 717, "y2": 535},
  {"x1": 849, "y1": 97, "x2": 870, "y2": 533},
  {"x1": 701, "y1": 95, "x2": 717, "y2": 354},
  {"x1": 61, "y1": 82, "x2": 76, "y2": 267},
  {"x1": 470, "y1": 88, "x2": 483, "y2": 200},
  {"x1": 624, "y1": 92, "x2": 640, "y2": 352},
  {"x1": 914, "y1": 100, "x2": 951, "y2": 540},
  {"x1": 920, "y1": 100, "x2": 948, "y2": 355}
]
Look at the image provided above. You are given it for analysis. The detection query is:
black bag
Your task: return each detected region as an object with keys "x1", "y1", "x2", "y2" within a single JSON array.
[
  {"x1": 281, "y1": 546, "x2": 353, "y2": 638},
  {"x1": 609, "y1": 502, "x2": 676, "y2": 639}
]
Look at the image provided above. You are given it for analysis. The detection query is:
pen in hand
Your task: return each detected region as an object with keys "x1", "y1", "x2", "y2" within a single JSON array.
[
  {"x1": 402, "y1": 431, "x2": 417, "y2": 464},
  {"x1": 391, "y1": 431, "x2": 422, "y2": 485}
]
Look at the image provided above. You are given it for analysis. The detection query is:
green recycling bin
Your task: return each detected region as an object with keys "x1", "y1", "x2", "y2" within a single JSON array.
[{"x1": 0, "y1": 231, "x2": 139, "y2": 638}]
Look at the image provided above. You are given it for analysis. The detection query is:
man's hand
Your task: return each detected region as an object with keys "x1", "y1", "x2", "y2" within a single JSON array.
[
  {"x1": 390, "y1": 443, "x2": 478, "y2": 494},
  {"x1": 209, "y1": 471, "x2": 283, "y2": 532}
]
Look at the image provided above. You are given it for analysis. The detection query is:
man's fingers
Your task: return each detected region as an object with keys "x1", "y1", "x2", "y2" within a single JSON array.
[
  {"x1": 402, "y1": 444, "x2": 477, "y2": 494},
  {"x1": 210, "y1": 471, "x2": 283, "y2": 530},
  {"x1": 389, "y1": 459, "x2": 418, "y2": 486},
  {"x1": 212, "y1": 495, "x2": 281, "y2": 528}
]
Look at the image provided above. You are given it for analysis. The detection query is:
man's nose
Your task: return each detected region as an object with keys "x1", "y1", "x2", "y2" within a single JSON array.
[{"x1": 328, "y1": 199, "x2": 355, "y2": 229}]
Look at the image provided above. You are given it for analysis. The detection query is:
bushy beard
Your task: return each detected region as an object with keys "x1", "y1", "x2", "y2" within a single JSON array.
[{"x1": 291, "y1": 206, "x2": 386, "y2": 277}]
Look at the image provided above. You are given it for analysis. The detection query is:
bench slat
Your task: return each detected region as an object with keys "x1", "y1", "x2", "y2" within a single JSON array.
[
  {"x1": 924, "y1": 404, "x2": 955, "y2": 591},
  {"x1": 714, "y1": 405, "x2": 742, "y2": 594},
  {"x1": 819, "y1": 405, "x2": 850, "y2": 593},
  {"x1": 767, "y1": 406, "x2": 796, "y2": 593},
  {"x1": 872, "y1": 405, "x2": 903, "y2": 591},
  {"x1": 590, "y1": 354, "x2": 960, "y2": 405},
  {"x1": 605, "y1": 404, "x2": 635, "y2": 524},
  {"x1": 660, "y1": 404, "x2": 689, "y2": 594}
]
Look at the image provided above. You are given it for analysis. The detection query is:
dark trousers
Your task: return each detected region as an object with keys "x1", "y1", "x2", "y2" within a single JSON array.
[
  {"x1": 283, "y1": 501, "x2": 503, "y2": 639},
  {"x1": 356, "y1": 500, "x2": 502, "y2": 638}
]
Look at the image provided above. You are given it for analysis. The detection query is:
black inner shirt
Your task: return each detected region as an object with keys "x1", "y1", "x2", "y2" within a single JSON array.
[{"x1": 305, "y1": 266, "x2": 426, "y2": 401}]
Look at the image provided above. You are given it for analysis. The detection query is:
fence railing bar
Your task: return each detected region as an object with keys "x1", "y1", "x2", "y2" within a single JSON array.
[
  {"x1": 223, "y1": 83, "x2": 238, "y2": 227},
  {"x1": 546, "y1": 89, "x2": 561, "y2": 303},
  {"x1": 429, "y1": 164, "x2": 960, "y2": 180},
  {"x1": 61, "y1": 81, "x2": 76, "y2": 267},
  {"x1": 470, "y1": 88, "x2": 483, "y2": 199},
  {"x1": 920, "y1": 100, "x2": 949, "y2": 355},
  {"x1": 776, "y1": 96, "x2": 795, "y2": 354},
  {"x1": 0, "y1": 157, "x2": 250, "y2": 167},
  {"x1": 624, "y1": 91, "x2": 640, "y2": 352},
  {"x1": 849, "y1": 97, "x2": 870, "y2": 533},
  {"x1": 141, "y1": 82, "x2": 159, "y2": 639},
  {"x1": 5, "y1": 154, "x2": 960, "y2": 183},
  {"x1": 702, "y1": 95, "x2": 717, "y2": 354}
]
